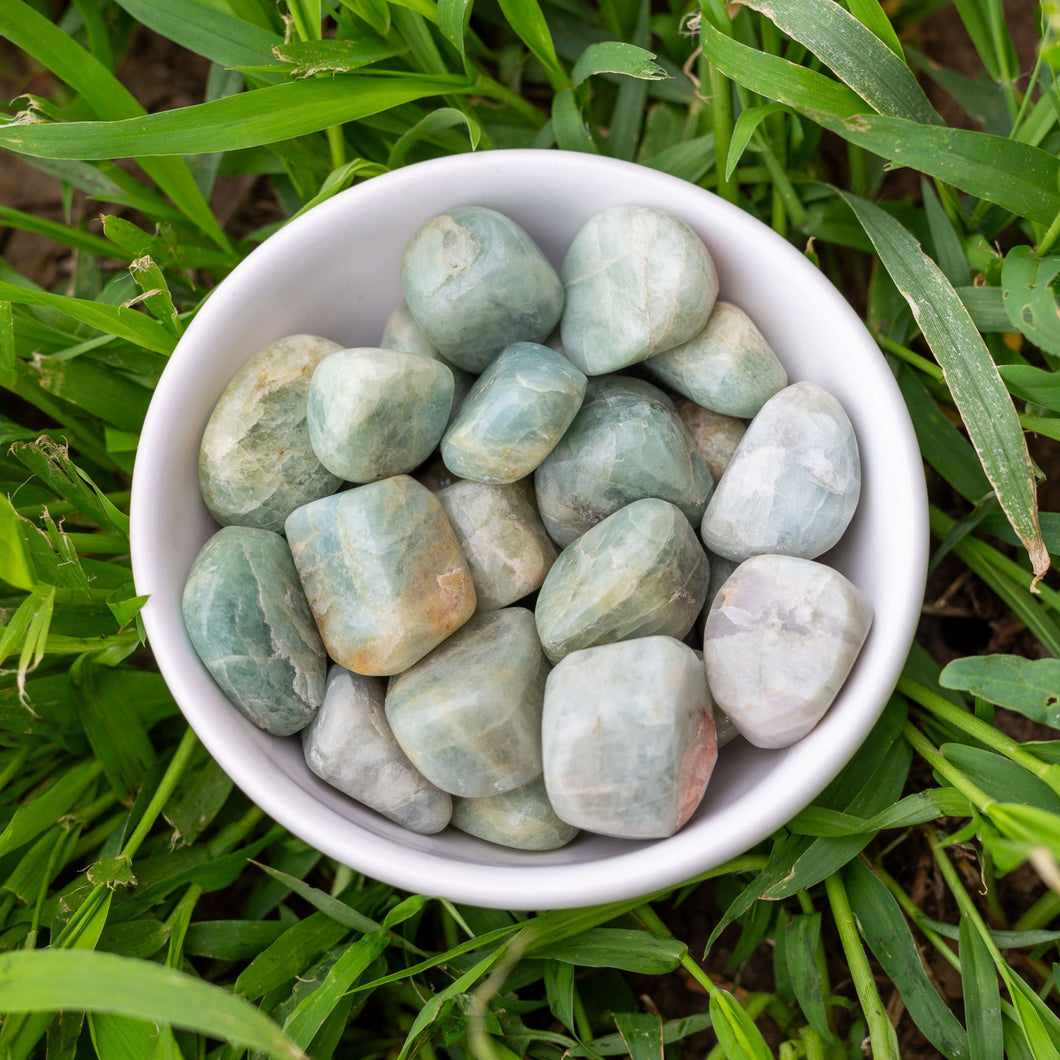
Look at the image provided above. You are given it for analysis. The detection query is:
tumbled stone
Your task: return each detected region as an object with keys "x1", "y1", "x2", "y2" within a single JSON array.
[
  {"x1": 199, "y1": 334, "x2": 343, "y2": 532},
  {"x1": 700, "y1": 382, "x2": 861, "y2": 562},
  {"x1": 401, "y1": 206, "x2": 564, "y2": 372},
  {"x1": 436, "y1": 479, "x2": 558, "y2": 611},
  {"x1": 307, "y1": 348, "x2": 454, "y2": 483},
  {"x1": 182, "y1": 526, "x2": 326, "y2": 735},
  {"x1": 542, "y1": 637, "x2": 717, "y2": 838},
  {"x1": 285, "y1": 476, "x2": 476, "y2": 676},
  {"x1": 303, "y1": 666, "x2": 452, "y2": 834},
  {"x1": 673, "y1": 396, "x2": 746, "y2": 482},
  {"x1": 535, "y1": 497, "x2": 709, "y2": 663},
  {"x1": 534, "y1": 376, "x2": 713, "y2": 547},
  {"x1": 560, "y1": 205, "x2": 718, "y2": 375},
  {"x1": 441, "y1": 342, "x2": 586, "y2": 484},
  {"x1": 704, "y1": 554, "x2": 873, "y2": 748},
  {"x1": 643, "y1": 302, "x2": 787, "y2": 418},
  {"x1": 386, "y1": 608, "x2": 548, "y2": 797},
  {"x1": 451, "y1": 777, "x2": 578, "y2": 850}
]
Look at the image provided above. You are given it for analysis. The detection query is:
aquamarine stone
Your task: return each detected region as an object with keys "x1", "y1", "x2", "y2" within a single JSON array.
[
  {"x1": 386, "y1": 608, "x2": 549, "y2": 797},
  {"x1": 674, "y1": 396, "x2": 746, "y2": 482},
  {"x1": 441, "y1": 342, "x2": 586, "y2": 484},
  {"x1": 198, "y1": 334, "x2": 343, "y2": 532},
  {"x1": 560, "y1": 205, "x2": 718, "y2": 375},
  {"x1": 182, "y1": 526, "x2": 326, "y2": 735},
  {"x1": 436, "y1": 479, "x2": 558, "y2": 611},
  {"x1": 401, "y1": 206, "x2": 564, "y2": 372},
  {"x1": 451, "y1": 777, "x2": 578, "y2": 850},
  {"x1": 534, "y1": 376, "x2": 713, "y2": 547},
  {"x1": 700, "y1": 382, "x2": 862, "y2": 562},
  {"x1": 542, "y1": 636, "x2": 717, "y2": 838},
  {"x1": 704, "y1": 554, "x2": 873, "y2": 748},
  {"x1": 307, "y1": 348, "x2": 454, "y2": 483},
  {"x1": 303, "y1": 666, "x2": 452, "y2": 834},
  {"x1": 535, "y1": 497, "x2": 709, "y2": 663},
  {"x1": 285, "y1": 475, "x2": 476, "y2": 676},
  {"x1": 642, "y1": 301, "x2": 787, "y2": 418}
]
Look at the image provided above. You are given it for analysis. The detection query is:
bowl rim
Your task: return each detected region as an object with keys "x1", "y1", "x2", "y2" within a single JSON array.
[{"x1": 130, "y1": 148, "x2": 929, "y2": 910}]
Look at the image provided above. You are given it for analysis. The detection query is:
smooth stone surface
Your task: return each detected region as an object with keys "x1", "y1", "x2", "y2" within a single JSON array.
[
  {"x1": 303, "y1": 666, "x2": 452, "y2": 834},
  {"x1": 198, "y1": 334, "x2": 343, "y2": 531},
  {"x1": 643, "y1": 301, "x2": 787, "y2": 418},
  {"x1": 674, "y1": 396, "x2": 746, "y2": 483},
  {"x1": 701, "y1": 382, "x2": 861, "y2": 562},
  {"x1": 380, "y1": 301, "x2": 474, "y2": 420},
  {"x1": 451, "y1": 777, "x2": 578, "y2": 850},
  {"x1": 437, "y1": 479, "x2": 558, "y2": 611},
  {"x1": 704, "y1": 554, "x2": 873, "y2": 748},
  {"x1": 401, "y1": 206, "x2": 564, "y2": 372},
  {"x1": 442, "y1": 342, "x2": 586, "y2": 484},
  {"x1": 543, "y1": 637, "x2": 717, "y2": 838},
  {"x1": 285, "y1": 475, "x2": 476, "y2": 676},
  {"x1": 182, "y1": 526, "x2": 326, "y2": 735},
  {"x1": 307, "y1": 348, "x2": 454, "y2": 483},
  {"x1": 560, "y1": 205, "x2": 718, "y2": 375},
  {"x1": 386, "y1": 608, "x2": 549, "y2": 798},
  {"x1": 534, "y1": 376, "x2": 713, "y2": 547},
  {"x1": 535, "y1": 497, "x2": 709, "y2": 663}
]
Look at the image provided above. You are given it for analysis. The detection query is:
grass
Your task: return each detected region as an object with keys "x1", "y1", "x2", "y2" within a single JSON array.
[{"x1": 0, "y1": 0, "x2": 1058, "y2": 1056}]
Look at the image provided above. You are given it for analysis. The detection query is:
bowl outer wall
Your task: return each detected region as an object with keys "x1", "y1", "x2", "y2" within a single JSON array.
[{"x1": 130, "y1": 149, "x2": 928, "y2": 910}]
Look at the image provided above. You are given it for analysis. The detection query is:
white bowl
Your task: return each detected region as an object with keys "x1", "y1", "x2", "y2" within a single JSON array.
[{"x1": 130, "y1": 149, "x2": 927, "y2": 910}]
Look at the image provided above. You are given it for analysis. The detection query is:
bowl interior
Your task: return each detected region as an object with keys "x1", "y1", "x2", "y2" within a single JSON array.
[{"x1": 130, "y1": 149, "x2": 927, "y2": 909}]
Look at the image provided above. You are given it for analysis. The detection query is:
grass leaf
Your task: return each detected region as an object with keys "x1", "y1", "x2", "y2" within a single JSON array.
[
  {"x1": 841, "y1": 192, "x2": 1048, "y2": 585},
  {"x1": 613, "y1": 1011, "x2": 664, "y2": 1060},
  {"x1": 1001, "y1": 248, "x2": 1060, "y2": 356},
  {"x1": 959, "y1": 912, "x2": 1003, "y2": 1060},
  {"x1": 708, "y1": 990, "x2": 773, "y2": 1060},
  {"x1": 530, "y1": 928, "x2": 685, "y2": 974},
  {"x1": 940, "y1": 655, "x2": 1060, "y2": 724},
  {"x1": 570, "y1": 42, "x2": 667, "y2": 86}
]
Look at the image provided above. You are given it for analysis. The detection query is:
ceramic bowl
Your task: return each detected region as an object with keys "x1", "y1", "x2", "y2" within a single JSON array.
[{"x1": 130, "y1": 149, "x2": 928, "y2": 910}]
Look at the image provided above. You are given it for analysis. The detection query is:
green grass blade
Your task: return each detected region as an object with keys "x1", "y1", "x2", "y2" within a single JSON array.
[
  {"x1": 739, "y1": 0, "x2": 940, "y2": 123},
  {"x1": 496, "y1": 0, "x2": 569, "y2": 90},
  {"x1": 0, "y1": 950, "x2": 306, "y2": 1060},
  {"x1": 0, "y1": 760, "x2": 101, "y2": 859},
  {"x1": 0, "y1": 75, "x2": 470, "y2": 159},
  {"x1": 782, "y1": 913, "x2": 834, "y2": 1043},
  {"x1": 842, "y1": 192, "x2": 1049, "y2": 584},
  {"x1": 843, "y1": 0, "x2": 904, "y2": 57},
  {"x1": 529, "y1": 928, "x2": 685, "y2": 974},
  {"x1": 940, "y1": 655, "x2": 1060, "y2": 723},
  {"x1": 1001, "y1": 248, "x2": 1060, "y2": 355},
  {"x1": 708, "y1": 989, "x2": 773, "y2": 1060},
  {"x1": 613, "y1": 1011, "x2": 664, "y2": 1060},
  {"x1": 570, "y1": 41, "x2": 666, "y2": 86}
]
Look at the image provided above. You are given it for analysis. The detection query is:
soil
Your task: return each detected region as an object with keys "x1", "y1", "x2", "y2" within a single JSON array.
[{"x1": 1, "y1": 4, "x2": 1057, "y2": 1058}]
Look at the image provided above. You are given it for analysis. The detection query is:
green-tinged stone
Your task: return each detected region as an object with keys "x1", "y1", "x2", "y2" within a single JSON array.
[
  {"x1": 535, "y1": 497, "x2": 709, "y2": 664},
  {"x1": 451, "y1": 777, "x2": 578, "y2": 850},
  {"x1": 534, "y1": 376, "x2": 713, "y2": 547},
  {"x1": 642, "y1": 301, "x2": 787, "y2": 417},
  {"x1": 441, "y1": 342, "x2": 586, "y2": 484},
  {"x1": 674, "y1": 396, "x2": 746, "y2": 482},
  {"x1": 182, "y1": 526, "x2": 326, "y2": 735},
  {"x1": 303, "y1": 666, "x2": 452, "y2": 833},
  {"x1": 560, "y1": 205, "x2": 718, "y2": 375},
  {"x1": 307, "y1": 348, "x2": 454, "y2": 483},
  {"x1": 542, "y1": 637, "x2": 717, "y2": 838},
  {"x1": 386, "y1": 608, "x2": 549, "y2": 797},
  {"x1": 436, "y1": 479, "x2": 558, "y2": 611},
  {"x1": 198, "y1": 334, "x2": 343, "y2": 531},
  {"x1": 400, "y1": 206, "x2": 564, "y2": 372},
  {"x1": 285, "y1": 475, "x2": 476, "y2": 676}
]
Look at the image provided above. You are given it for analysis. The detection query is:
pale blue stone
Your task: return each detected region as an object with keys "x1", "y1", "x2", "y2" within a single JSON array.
[
  {"x1": 307, "y1": 348, "x2": 454, "y2": 483},
  {"x1": 401, "y1": 206, "x2": 564, "y2": 372},
  {"x1": 642, "y1": 301, "x2": 787, "y2": 418},
  {"x1": 700, "y1": 382, "x2": 861, "y2": 562},
  {"x1": 285, "y1": 475, "x2": 476, "y2": 676},
  {"x1": 560, "y1": 205, "x2": 718, "y2": 375},
  {"x1": 436, "y1": 479, "x2": 558, "y2": 611},
  {"x1": 704, "y1": 554, "x2": 873, "y2": 748},
  {"x1": 303, "y1": 666, "x2": 452, "y2": 834},
  {"x1": 451, "y1": 778, "x2": 578, "y2": 850},
  {"x1": 385, "y1": 608, "x2": 549, "y2": 797},
  {"x1": 198, "y1": 334, "x2": 343, "y2": 532},
  {"x1": 542, "y1": 637, "x2": 717, "y2": 838},
  {"x1": 534, "y1": 376, "x2": 713, "y2": 547},
  {"x1": 182, "y1": 526, "x2": 326, "y2": 735},
  {"x1": 441, "y1": 342, "x2": 587, "y2": 484},
  {"x1": 674, "y1": 396, "x2": 746, "y2": 483},
  {"x1": 535, "y1": 497, "x2": 709, "y2": 663}
]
